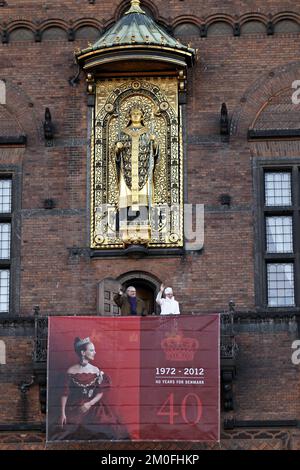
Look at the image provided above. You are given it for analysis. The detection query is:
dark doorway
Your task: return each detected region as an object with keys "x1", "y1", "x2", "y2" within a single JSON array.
[{"x1": 122, "y1": 279, "x2": 156, "y2": 315}]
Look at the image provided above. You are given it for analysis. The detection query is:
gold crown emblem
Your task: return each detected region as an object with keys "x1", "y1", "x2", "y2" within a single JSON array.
[{"x1": 161, "y1": 332, "x2": 199, "y2": 361}]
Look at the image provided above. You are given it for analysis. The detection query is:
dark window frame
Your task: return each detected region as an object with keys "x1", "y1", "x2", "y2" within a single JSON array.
[
  {"x1": 0, "y1": 167, "x2": 21, "y2": 315},
  {"x1": 254, "y1": 159, "x2": 300, "y2": 311},
  {"x1": 0, "y1": 175, "x2": 12, "y2": 313}
]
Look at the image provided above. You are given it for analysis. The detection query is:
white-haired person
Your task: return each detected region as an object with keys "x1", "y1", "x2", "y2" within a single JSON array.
[
  {"x1": 156, "y1": 283, "x2": 180, "y2": 315},
  {"x1": 113, "y1": 285, "x2": 147, "y2": 316}
]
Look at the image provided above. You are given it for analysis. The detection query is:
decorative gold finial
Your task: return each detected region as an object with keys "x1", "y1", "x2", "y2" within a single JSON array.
[{"x1": 125, "y1": 0, "x2": 145, "y2": 15}]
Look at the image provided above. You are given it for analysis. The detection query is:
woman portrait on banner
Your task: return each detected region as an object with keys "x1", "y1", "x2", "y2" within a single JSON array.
[
  {"x1": 114, "y1": 105, "x2": 159, "y2": 244},
  {"x1": 52, "y1": 336, "x2": 129, "y2": 441}
]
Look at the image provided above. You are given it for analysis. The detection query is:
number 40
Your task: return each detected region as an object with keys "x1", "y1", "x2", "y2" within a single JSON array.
[{"x1": 157, "y1": 393, "x2": 202, "y2": 425}]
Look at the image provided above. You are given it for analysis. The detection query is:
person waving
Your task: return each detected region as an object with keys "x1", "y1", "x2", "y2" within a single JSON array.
[{"x1": 156, "y1": 283, "x2": 180, "y2": 315}]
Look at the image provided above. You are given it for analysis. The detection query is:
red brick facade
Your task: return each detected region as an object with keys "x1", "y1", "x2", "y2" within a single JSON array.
[{"x1": 0, "y1": 0, "x2": 300, "y2": 450}]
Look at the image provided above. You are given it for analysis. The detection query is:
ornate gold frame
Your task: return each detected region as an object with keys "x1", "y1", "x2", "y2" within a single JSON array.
[{"x1": 90, "y1": 77, "x2": 183, "y2": 249}]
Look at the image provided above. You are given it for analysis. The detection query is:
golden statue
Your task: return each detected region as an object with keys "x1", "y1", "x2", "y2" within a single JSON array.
[
  {"x1": 92, "y1": 77, "x2": 182, "y2": 250},
  {"x1": 114, "y1": 106, "x2": 159, "y2": 245}
]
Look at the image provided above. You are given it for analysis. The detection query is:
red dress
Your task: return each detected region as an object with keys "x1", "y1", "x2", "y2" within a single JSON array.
[{"x1": 56, "y1": 372, "x2": 129, "y2": 441}]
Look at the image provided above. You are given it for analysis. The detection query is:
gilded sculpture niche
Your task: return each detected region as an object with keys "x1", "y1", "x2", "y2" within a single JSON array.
[
  {"x1": 91, "y1": 77, "x2": 183, "y2": 250},
  {"x1": 76, "y1": 0, "x2": 195, "y2": 252}
]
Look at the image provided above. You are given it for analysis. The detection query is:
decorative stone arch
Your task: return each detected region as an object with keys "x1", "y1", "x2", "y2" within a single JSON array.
[
  {"x1": 230, "y1": 60, "x2": 300, "y2": 138},
  {"x1": 117, "y1": 271, "x2": 161, "y2": 315},
  {"x1": 75, "y1": 26, "x2": 100, "y2": 41},
  {"x1": 239, "y1": 13, "x2": 268, "y2": 26},
  {"x1": 40, "y1": 19, "x2": 69, "y2": 41},
  {"x1": 73, "y1": 18, "x2": 102, "y2": 40},
  {"x1": 41, "y1": 27, "x2": 68, "y2": 41},
  {"x1": 0, "y1": 340, "x2": 6, "y2": 365},
  {"x1": 0, "y1": 104, "x2": 23, "y2": 137},
  {"x1": 173, "y1": 22, "x2": 200, "y2": 37},
  {"x1": 272, "y1": 12, "x2": 300, "y2": 25},
  {"x1": 7, "y1": 20, "x2": 35, "y2": 43},
  {"x1": 40, "y1": 19, "x2": 69, "y2": 32},
  {"x1": 73, "y1": 18, "x2": 102, "y2": 30},
  {"x1": 240, "y1": 20, "x2": 266, "y2": 35},
  {"x1": 206, "y1": 21, "x2": 234, "y2": 37},
  {"x1": 250, "y1": 86, "x2": 299, "y2": 131},
  {"x1": 6, "y1": 20, "x2": 35, "y2": 34},
  {"x1": 9, "y1": 28, "x2": 35, "y2": 42},
  {"x1": 206, "y1": 14, "x2": 235, "y2": 27},
  {"x1": 172, "y1": 15, "x2": 200, "y2": 28},
  {"x1": 274, "y1": 19, "x2": 300, "y2": 33}
]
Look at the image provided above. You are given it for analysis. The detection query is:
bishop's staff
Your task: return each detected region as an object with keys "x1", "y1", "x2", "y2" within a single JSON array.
[
  {"x1": 115, "y1": 101, "x2": 123, "y2": 233},
  {"x1": 148, "y1": 110, "x2": 156, "y2": 214},
  {"x1": 115, "y1": 102, "x2": 123, "y2": 182}
]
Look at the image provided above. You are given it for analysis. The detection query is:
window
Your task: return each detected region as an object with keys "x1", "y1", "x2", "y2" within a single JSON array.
[
  {"x1": 267, "y1": 263, "x2": 294, "y2": 306},
  {"x1": 173, "y1": 23, "x2": 200, "y2": 37},
  {"x1": 274, "y1": 20, "x2": 300, "y2": 34},
  {"x1": 9, "y1": 28, "x2": 34, "y2": 42},
  {"x1": 207, "y1": 22, "x2": 233, "y2": 37},
  {"x1": 265, "y1": 216, "x2": 293, "y2": 253},
  {"x1": 0, "y1": 178, "x2": 11, "y2": 313},
  {"x1": 256, "y1": 165, "x2": 300, "y2": 308},
  {"x1": 264, "y1": 172, "x2": 292, "y2": 206},
  {"x1": 240, "y1": 21, "x2": 266, "y2": 35}
]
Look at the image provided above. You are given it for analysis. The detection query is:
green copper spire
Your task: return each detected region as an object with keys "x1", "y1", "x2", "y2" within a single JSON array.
[
  {"x1": 86, "y1": 0, "x2": 193, "y2": 52},
  {"x1": 76, "y1": 0, "x2": 195, "y2": 68}
]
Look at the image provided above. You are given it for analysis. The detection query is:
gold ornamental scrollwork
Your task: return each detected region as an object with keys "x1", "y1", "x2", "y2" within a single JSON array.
[{"x1": 91, "y1": 77, "x2": 183, "y2": 249}]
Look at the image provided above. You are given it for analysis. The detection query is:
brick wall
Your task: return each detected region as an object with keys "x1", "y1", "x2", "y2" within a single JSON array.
[
  {"x1": 0, "y1": 0, "x2": 300, "y2": 450},
  {"x1": 0, "y1": 321, "x2": 43, "y2": 426},
  {"x1": 0, "y1": 1, "x2": 300, "y2": 314}
]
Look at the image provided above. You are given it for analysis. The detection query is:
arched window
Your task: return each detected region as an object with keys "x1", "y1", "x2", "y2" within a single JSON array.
[
  {"x1": 207, "y1": 22, "x2": 233, "y2": 37},
  {"x1": 173, "y1": 23, "x2": 199, "y2": 37},
  {"x1": 274, "y1": 20, "x2": 299, "y2": 33},
  {"x1": 76, "y1": 26, "x2": 100, "y2": 41},
  {"x1": 9, "y1": 28, "x2": 34, "y2": 42},
  {"x1": 42, "y1": 27, "x2": 67, "y2": 41},
  {"x1": 241, "y1": 21, "x2": 266, "y2": 35}
]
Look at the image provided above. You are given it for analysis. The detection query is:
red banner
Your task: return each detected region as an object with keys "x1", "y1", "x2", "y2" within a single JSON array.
[{"x1": 47, "y1": 315, "x2": 219, "y2": 442}]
